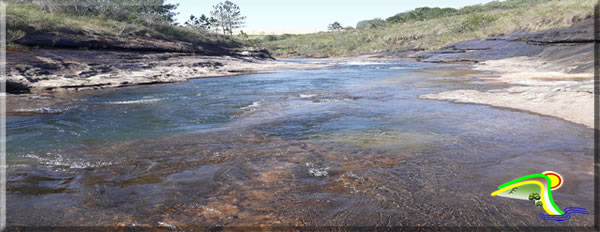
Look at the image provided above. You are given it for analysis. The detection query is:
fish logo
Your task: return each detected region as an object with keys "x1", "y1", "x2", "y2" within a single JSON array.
[{"x1": 491, "y1": 171, "x2": 589, "y2": 221}]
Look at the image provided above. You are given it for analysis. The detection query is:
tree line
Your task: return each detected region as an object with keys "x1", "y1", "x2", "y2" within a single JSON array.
[
  {"x1": 185, "y1": 0, "x2": 246, "y2": 36},
  {"x1": 6, "y1": 0, "x2": 179, "y2": 24},
  {"x1": 7, "y1": 0, "x2": 247, "y2": 36}
]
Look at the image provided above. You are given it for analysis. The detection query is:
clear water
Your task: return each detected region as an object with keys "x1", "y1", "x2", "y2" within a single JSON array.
[
  {"x1": 6, "y1": 60, "x2": 514, "y2": 154},
  {"x1": 7, "y1": 60, "x2": 594, "y2": 227}
]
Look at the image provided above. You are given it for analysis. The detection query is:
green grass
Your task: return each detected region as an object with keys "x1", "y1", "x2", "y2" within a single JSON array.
[
  {"x1": 261, "y1": 0, "x2": 594, "y2": 57},
  {"x1": 6, "y1": 4, "x2": 236, "y2": 47}
]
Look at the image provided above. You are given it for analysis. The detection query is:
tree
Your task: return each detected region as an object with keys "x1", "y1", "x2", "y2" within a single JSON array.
[
  {"x1": 239, "y1": 30, "x2": 249, "y2": 39},
  {"x1": 185, "y1": 14, "x2": 215, "y2": 31},
  {"x1": 209, "y1": 17, "x2": 219, "y2": 33},
  {"x1": 528, "y1": 193, "x2": 540, "y2": 201},
  {"x1": 210, "y1": 1, "x2": 246, "y2": 36},
  {"x1": 328, "y1": 21, "x2": 343, "y2": 31}
]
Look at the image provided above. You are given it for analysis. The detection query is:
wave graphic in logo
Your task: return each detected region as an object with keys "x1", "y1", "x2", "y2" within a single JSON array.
[{"x1": 539, "y1": 207, "x2": 590, "y2": 222}]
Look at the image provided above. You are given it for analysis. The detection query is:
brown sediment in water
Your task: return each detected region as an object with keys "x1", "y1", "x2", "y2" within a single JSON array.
[
  {"x1": 5, "y1": 58, "x2": 594, "y2": 228},
  {"x1": 7, "y1": 124, "x2": 594, "y2": 228}
]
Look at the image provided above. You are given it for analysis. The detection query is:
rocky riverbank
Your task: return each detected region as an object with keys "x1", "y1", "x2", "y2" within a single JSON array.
[
  {"x1": 7, "y1": 14, "x2": 322, "y2": 95},
  {"x1": 419, "y1": 63, "x2": 593, "y2": 127},
  {"x1": 8, "y1": 15, "x2": 593, "y2": 128},
  {"x1": 7, "y1": 48, "x2": 321, "y2": 94},
  {"x1": 6, "y1": 52, "x2": 323, "y2": 114},
  {"x1": 418, "y1": 17, "x2": 594, "y2": 128}
]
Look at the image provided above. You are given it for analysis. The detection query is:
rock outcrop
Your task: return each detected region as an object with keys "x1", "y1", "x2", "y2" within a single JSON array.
[
  {"x1": 418, "y1": 17, "x2": 594, "y2": 128},
  {"x1": 7, "y1": 27, "x2": 275, "y2": 94},
  {"x1": 414, "y1": 16, "x2": 594, "y2": 73}
]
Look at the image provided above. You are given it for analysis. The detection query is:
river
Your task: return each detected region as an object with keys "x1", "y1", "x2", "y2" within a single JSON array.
[{"x1": 7, "y1": 60, "x2": 594, "y2": 228}]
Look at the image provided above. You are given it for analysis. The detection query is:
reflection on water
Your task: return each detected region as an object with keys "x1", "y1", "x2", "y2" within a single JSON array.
[{"x1": 7, "y1": 60, "x2": 594, "y2": 228}]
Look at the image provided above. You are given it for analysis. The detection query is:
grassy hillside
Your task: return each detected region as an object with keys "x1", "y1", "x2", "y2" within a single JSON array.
[
  {"x1": 260, "y1": 0, "x2": 594, "y2": 58},
  {"x1": 6, "y1": 3, "x2": 238, "y2": 51}
]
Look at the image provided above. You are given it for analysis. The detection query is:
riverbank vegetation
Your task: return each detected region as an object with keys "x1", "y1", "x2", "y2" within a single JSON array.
[
  {"x1": 259, "y1": 0, "x2": 594, "y2": 57},
  {"x1": 6, "y1": 0, "x2": 244, "y2": 49},
  {"x1": 185, "y1": 1, "x2": 246, "y2": 36}
]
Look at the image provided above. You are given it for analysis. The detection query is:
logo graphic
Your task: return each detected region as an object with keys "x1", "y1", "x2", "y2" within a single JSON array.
[{"x1": 491, "y1": 171, "x2": 589, "y2": 221}]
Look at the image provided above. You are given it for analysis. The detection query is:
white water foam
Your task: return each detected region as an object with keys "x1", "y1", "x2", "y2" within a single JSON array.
[
  {"x1": 24, "y1": 153, "x2": 113, "y2": 169},
  {"x1": 195, "y1": 205, "x2": 222, "y2": 214},
  {"x1": 240, "y1": 100, "x2": 262, "y2": 110},
  {"x1": 305, "y1": 162, "x2": 330, "y2": 177},
  {"x1": 157, "y1": 222, "x2": 177, "y2": 229},
  {"x1": 311, "y1": 96, "x2": 360, "y2": 103},
  {"x1": 344, "y1": 61, "x2": 386, "y2": 66},
  {"x1": 390, "y1": 66, "x2": 415, "y2": 70},
  {"x1": 14, "y1": 107, "x2": 65, "y2": 114},
  {"x1": 106, "y1": 98, "x2": 163, "y2": 105},
  {"x1": 299, "y1": 94, "x2": 317, "y2": 98}
]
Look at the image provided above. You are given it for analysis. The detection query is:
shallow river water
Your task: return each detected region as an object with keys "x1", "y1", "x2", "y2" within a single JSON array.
[{"x1": 7, "y1": 60, "x2": 594, "y2": 228}]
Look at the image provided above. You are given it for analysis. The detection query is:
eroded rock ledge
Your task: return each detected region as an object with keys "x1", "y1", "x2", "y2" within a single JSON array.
[
  {"x1": 417, "y1": 18, "x2": 594, "y2": 128},
  {"x1": 7, "y1": 24, "x2": 282, "y2": 94},
  {"x1": 6, "y1": 47, "x2": 309, "y2": 94}
]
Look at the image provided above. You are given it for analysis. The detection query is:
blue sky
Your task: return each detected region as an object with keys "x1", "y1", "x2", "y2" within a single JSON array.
[{"x1": 168, "y1": 0, "x2": 497, "y2": 32}]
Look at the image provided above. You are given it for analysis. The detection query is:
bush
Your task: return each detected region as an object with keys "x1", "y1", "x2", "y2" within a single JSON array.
[
  {"x1": 262, "y1": 34, "x2": 296, "y2": 42},
  {"x1": 260, "y1": 0, "x2": 594, "y2": 57},
  {"x1": 264, "y1": 35, "x2": 278, "y2": 41},
  {"x1": 356, "y1": 18, "x2": 387, "y2": 29},
  {"x1": 279, "y1": 34, "x2": 295, "y2": 40},
  {"x1": 6, "y1": 3, "x2": 230, "y2": 47},
  {"x1": 458, "y1": 0, "x2": 552, "y2": 14},
  {"x1": 535, "y1": 201, "x2": 543, "y2": 207},
  {"x1": 5, "y1": 0, "x2": 179, "y2": 24},
  {"x1": 528, "y1": 193, "x2": 541, "y2": 201},
  {"x1": 455, "y1": 13, "x2": 497, "y2": 32},
  {"x1": 386, "y1": 7, "x2": 458, "y2": 23}
]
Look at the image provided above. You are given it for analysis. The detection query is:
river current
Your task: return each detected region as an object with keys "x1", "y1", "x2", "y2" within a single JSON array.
[{"x1": 7, "y1": 60, "x2": 594, "y2": 228}]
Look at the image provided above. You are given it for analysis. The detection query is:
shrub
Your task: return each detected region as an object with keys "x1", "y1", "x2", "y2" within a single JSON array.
[
  {"x1": 6, "y1": 3, "x2": 231, "y2": 47},
  {"x1": 456, "y1": 13, "x2": 497, "y2": 32},
  {"x1": 264, "y1": 35, "x2": 278, "y2": 41},
  {"x1": 386, "y1": 7, "x2": 457, "y2": 23},
  {"x1": 279, "y1": 34, "x2": 295, "y2": 40},
  {"x1": 535, "y1": 201, "x2": 543, "y2": 207},
  {"x1": 356, "y1": 18, "x2": 387, "y2": 29},
  {"x1": 259, "y1": 0, "x2": 593, "y2": 57}
]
